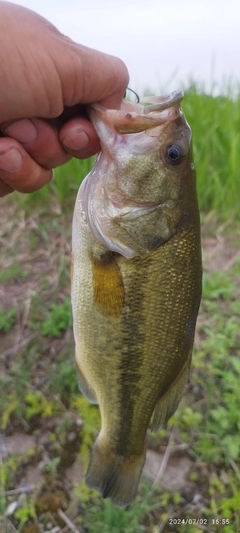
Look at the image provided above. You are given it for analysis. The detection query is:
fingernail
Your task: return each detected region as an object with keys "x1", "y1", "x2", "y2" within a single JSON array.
[
  {"x1": 62, "y1": 130, "x2": 89, "y2": 151},
  {"x1": 2, "y1": 119, "x2": 37, "y2": 144},
  {"x1": 0, "y1": 148, "x2": 23, "y2": 173}
]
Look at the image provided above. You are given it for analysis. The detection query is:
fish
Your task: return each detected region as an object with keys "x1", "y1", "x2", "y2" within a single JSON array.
[{"x1": 71, "y1": 90, "x2": 202, "y2": 506}]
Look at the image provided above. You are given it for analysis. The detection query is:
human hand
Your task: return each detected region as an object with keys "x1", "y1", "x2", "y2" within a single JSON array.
[{"x1": 0, "y1": 2, "x2": 129, "y2": 196}]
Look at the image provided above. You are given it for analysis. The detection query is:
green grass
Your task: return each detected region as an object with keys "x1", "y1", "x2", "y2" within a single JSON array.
[
  {"x1": 0, "y1": 307, "x2": 16, "y2": 333},
  {"x1": 0, "y1": 262, "x2": 29, "y2": 282},
  {"x1": 29, "y1": 295, "x2": 72, "y2": 337},
  {"x1": 13, "y1": 155, "x2": 94, "y2": 213},
  {"x1": 182, "y1": 83, "x2": 240, "y2": 219}
]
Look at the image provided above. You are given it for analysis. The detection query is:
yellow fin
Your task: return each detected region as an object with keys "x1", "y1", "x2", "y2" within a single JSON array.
[
  {"x1": 150, "y1": 355, "x2": 191, "y2": 431},
  {"x1": 76, "y1": 361, "x2": 98, "y2": 404},
  {"x1": 91, "y1": 253, "x2": 125, "y2": 319},
  {"x1": 86, "y1": 434, "x2": 146, "y2": 506}
]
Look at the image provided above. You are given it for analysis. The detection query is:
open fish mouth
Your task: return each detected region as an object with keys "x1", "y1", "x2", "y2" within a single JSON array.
[{"x1": 88, "y1": 90, "x2": 185, "y2": 135}]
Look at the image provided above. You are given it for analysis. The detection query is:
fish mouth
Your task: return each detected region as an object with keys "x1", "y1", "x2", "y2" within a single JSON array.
[{"x1": 88, "y1": 90, "x2": 184, "y2": 135}]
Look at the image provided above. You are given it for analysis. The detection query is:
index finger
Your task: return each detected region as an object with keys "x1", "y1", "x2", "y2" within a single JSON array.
[{"x1": 58, "y1": 42, "x2": 129, "y2": 110}]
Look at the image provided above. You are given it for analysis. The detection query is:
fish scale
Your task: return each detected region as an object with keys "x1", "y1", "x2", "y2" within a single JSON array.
[{"x1": 71, "y1": 91, "x2": 202, "y2": 506}]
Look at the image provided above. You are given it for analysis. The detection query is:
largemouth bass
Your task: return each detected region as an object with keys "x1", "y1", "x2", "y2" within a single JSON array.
[{"x1": 71, "y1": 90, "x2": 202, "y2": 506}]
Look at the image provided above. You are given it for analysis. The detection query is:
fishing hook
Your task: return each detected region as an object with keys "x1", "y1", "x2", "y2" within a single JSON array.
[{"x1": 124, "y1": 87, "x2": 140, "y2": 103}]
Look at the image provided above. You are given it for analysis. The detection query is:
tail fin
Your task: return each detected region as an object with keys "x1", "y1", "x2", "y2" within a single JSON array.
[{"x1": 86, "y1": 435, "x2": 146, "y2": 506}]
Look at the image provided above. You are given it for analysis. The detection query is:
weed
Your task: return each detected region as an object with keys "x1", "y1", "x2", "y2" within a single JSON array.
[
  {"x1": 29, "y1": 296, "x2": 72, "y2": 337},
  {"x1": 40, "y1": 297, "x2": 72, "y2": 337},
  {"x1": 73, "y1": 395, "x2": 101, "y2": 468},
  {"x1": 202, "y1": 271, "x2": 235, "y2": 300},
  {"x1": 24, "y1": 391, "x2": 57, "y2": 420},
  {"x1": 14, "y1": 495, "x2": 37, "y2": 528},
  {"x1": 1, "y1": 394, "x2": 22, "y2": 429},
  {"x1": 43, "y1": 456, "x2": 61, "y2": 478},
  {"x1": 0, "y1": 262, "x2": 29, "y2": 282},
  {"x1": 82, "y1": 484, "x2": 160, "y2": 533},
  {"x1": 50, "y1": 356, "x2": 78, "y2": 401},
  {"x1": 0, "y1": 307, "x2": 16, "y2": 333}
]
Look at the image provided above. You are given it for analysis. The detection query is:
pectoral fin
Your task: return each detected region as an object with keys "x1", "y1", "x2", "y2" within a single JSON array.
[
  {"x1": 91, "y1": 252, "x2": 125, "y2": 319},
  {"x1": 150, "y1": 355, "x2": 191, "y2": 431},
  {"x1": 76, "y1": 363, "x2": 98, "y2": 404}
]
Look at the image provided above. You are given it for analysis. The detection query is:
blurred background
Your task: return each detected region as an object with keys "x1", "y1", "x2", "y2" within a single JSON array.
[{"x1": 11, "y1": 0, "x2": 240, "y2": 94}]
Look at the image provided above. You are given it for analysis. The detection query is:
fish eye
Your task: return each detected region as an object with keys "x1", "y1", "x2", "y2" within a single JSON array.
[{"x1": 165, "y1": 143, "x2": 184, "y2": 165}]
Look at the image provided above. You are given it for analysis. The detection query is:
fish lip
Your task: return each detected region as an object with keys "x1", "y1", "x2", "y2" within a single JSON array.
[{"x1": 141, "y1": 90, "x2": 184, "y2": 114}]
